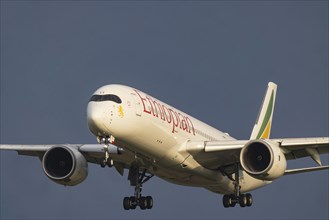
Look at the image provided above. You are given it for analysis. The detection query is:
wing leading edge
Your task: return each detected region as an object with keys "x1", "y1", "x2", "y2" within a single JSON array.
[{"x1": 0, "y1": 144, "x2": 121, "y2": 159}]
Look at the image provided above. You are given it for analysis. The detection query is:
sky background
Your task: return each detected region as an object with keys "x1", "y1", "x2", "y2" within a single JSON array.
[{"x1": 0, "y1": 1, "x2": 328, "y2": 219}]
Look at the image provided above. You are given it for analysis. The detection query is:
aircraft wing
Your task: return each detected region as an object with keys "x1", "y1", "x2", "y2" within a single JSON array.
[
  {"x1": 0, "y1": 144, "x2": 120, "y2": 156},
  {"x1": 0, "y1": 145, "x2": 51, "y2": 156},
  {"x1": 186, "y1": 137, "x2": 329, "y2": 175},
  {"x1": 272, "y1": 137, "x2": 329, "y2": 162},
  {"x1": 0, "y1": 144, "x2": 134, "y2": 175},
  {"x1": 191, "y1": 82, "x2": 329, "y2": 175}
]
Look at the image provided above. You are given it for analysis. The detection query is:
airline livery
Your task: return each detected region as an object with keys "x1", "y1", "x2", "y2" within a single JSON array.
[{"x1": 1, "y1": 82, "x2": 328, "y2": 210}]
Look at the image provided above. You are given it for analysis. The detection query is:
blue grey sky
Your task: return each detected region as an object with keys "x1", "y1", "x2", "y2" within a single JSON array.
[{"x1": 1, "y1": 1, "x2": 328, "y2": 219}]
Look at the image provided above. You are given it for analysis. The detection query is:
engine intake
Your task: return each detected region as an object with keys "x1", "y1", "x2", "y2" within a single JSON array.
[
  {"x1": 42, "y1": 146, "x2": 88, "y2": 186},
  {"x1": 240, "y1": 139, "x2": 287, "y2": 181}
]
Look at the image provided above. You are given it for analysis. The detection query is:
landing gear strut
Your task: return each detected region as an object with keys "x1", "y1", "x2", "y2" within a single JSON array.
[
  {"x1": 222, "y1": 163, "x2": 253, "y2": 208},
  {"x1": 123, "y1": 164, "x2": 154, "y2": 210},
  {"x1": 98, "y1": 136, "x2": 114, "y2": 168}
]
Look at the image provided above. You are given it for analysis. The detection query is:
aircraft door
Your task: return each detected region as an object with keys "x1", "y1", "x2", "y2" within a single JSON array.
[{"x1": 131, "y1": 93, "x2": 142, "y2": 116}]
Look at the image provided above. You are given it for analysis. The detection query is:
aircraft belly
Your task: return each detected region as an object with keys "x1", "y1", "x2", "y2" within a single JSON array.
[
  {"x1": 150, "y1": 161, "x2": 229, "y2": 188},
  {"x1": 151, "y1": 160, "x2": 271, "y2": 194},
  {"x1": 206, "y1": 171, "x2": 271, "y2": 195},
  {"x1": 119, "y1": 118, "x2": 182, "y2": 162},
  {"x1": 152, "y1": 167, "x2": 220, "y2": 187}
]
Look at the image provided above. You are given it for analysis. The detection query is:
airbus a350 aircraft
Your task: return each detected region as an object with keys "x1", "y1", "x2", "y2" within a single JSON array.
[{"x1": 1, "y1": 82, "x2": 328, "y2": 210}]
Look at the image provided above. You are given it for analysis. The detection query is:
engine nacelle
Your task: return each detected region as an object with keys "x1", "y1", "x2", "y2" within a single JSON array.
[
  {"x1": 42, "y1": 146, "x2": 88, "y2": 186},
  {"x1": 240, "y1": 139, "x2": 287, "y2": 181}
]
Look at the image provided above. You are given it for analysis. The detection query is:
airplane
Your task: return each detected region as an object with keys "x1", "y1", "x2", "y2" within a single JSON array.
[{"x1": 1, "y1": 82, "x2": 328, "y2": 210}]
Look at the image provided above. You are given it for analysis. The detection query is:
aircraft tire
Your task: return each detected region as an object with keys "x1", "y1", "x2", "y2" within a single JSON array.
[
  {"x1": 100, "y1": 159, "x2": 106, "y2": 168},
  {"x1": 106, "y1": 158, "x2": 113, "y2": 167},
  {"x1": 229, "y1": 194, "x2": 236, "y2": 207},
  {"x1": 246, "y1": 193, "x2": 253, "y2": 207},
  {"x1": 140, "y1": 197, "x2": 147, "y2": 210},
  {"x1": 223, "y1": 195, "x2": 230, "y2": 208},
  {"x1": 123, "y1": 197, "x2": 130, "y2": 210},
  {"x1": 129, "y1": 196, "x2": 136, "y2": 209},
  {"x1": 146, "y1": 196, "x2": 153, "y2": 209},
  {"x1": 239, "y1": 194, "x2": 247, "y2": 207}
]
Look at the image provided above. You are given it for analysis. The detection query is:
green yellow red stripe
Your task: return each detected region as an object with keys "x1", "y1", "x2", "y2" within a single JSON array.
[{"x1": 256, "y1": 91, "x2": 274, "y2": 139}]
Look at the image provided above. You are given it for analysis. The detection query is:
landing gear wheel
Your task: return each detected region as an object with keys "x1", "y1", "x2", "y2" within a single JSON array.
[
  {"x1": 239, "y1": 194, "x2": 247, "y2": 207},
  {"x1": 129, "y1": 196, "x2": 137, "y2": 209},
  {"x1": 98, "y1": 135, "x2": 115, "y2": 168},
  {"x1": 146, "y1": 196, "x2": 153, "y2": 209},
  {"x1": 246, "y1": 193, "x2": 253, "y2": 207},
  {"x1": 140, "y1": 197, "x2": 147, "y2": 210},
  {"x1": 100, "y1": 159, "x2": 106, "y2": 168},
  {"x1": 221, "y1": 163, "x2": 254, "y2": 208},
  {"x1": 106, "y1": 157, "x2": 113, "y2": 167},
  {"x1": 123, "y1": 166, "x2": 154, "y2": 211},
  {"x1": 222, "y1": 193, "x2": 253, "y2": 208},
  {"x1": 123, "y1": 197, "x2": 130, "y2": 210},
  {"x1": 223, "y1": 194, "x2": 237, "y2": 207},
  {"x1": 229, "y1": 194, "x2": 236, "y2": 207},
  {"x1": 223, "y1": 195, "x2": 230, "y2": 208}
]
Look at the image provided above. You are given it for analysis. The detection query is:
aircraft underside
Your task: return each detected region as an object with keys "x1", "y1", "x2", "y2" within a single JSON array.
[{"x1": 100, "y1": 137, "x2": 268, "y2": 210}]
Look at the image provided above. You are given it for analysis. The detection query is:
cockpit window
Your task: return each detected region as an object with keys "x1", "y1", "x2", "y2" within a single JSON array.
[{"x1": 89, "y1": 94, "x2": 122, "y2": 104}]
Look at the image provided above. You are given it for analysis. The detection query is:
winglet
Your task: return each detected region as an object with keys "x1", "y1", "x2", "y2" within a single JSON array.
[{"x1": 250, "y1": 82, "x2": 277, "y2": 140}]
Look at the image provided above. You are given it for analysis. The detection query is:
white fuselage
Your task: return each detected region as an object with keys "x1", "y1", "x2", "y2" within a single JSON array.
[{"x1": 87, "y1": 84, "x2": 269, "y2": 194}]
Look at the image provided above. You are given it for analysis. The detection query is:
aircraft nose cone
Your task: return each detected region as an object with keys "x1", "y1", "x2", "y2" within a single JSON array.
[{"x1": 87, "y1": 103, "x2": 108, "y2": 136}]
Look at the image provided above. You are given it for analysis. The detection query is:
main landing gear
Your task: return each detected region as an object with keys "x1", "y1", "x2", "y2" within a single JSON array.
[
  {"x1": 222, "y1": 163, "x2": 253, "y2": 208},
  {"x1": 123, "y1": 164, "x2": 154, "y2": 210},
  {"x1": 97, "y1": 136, "x2": 154, "y2": 210}
]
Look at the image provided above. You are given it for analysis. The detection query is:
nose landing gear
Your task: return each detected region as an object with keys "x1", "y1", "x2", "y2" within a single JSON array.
[{"x1": 97, "y1": 136, "x2": 115, "y2": 168}]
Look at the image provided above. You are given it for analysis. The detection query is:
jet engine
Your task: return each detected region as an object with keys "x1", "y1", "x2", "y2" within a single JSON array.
[
  {"x1": 240, "y1": 139, "x2": 287, "y2": 181},
  {"x1": 42, "y1": 146, "x2": 88, "y2": 186}
]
